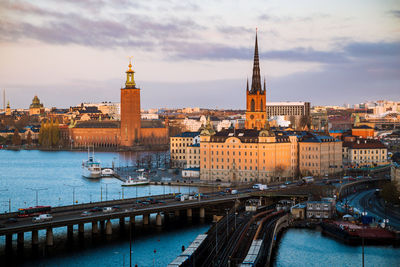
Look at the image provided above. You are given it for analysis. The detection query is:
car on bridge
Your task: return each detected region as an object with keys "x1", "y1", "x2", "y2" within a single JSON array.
[
  {"x1": 32, "y1": 214, "x2": 53, "y2": 223},
  {"x1": 102, "y1": 207, "x2": 113, "y2": 213},
  {"x1": 90, "y1": 207, "x2": 102, "y2": 212}
]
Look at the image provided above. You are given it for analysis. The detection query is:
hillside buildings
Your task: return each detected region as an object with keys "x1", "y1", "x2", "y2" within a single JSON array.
[{"x1": 170, "y1": 31, "x2": 344, "y2": 183}]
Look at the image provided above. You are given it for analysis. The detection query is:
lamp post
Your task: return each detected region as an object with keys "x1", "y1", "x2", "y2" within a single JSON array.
[
  {"x1": 26, "y1": 188, "x2": 47, "y2": 206},
  {"x1": 64, "y1": 184, "x2": 80, "y2": 205}
]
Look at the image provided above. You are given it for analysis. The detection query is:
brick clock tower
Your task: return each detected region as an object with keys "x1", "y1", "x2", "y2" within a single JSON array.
[
  {"x1": 245, "y1": 31, "x2": 267, "y2": 130},
  {"x1": 120, "y1": 60, "x2": 141, "y2": 146}
]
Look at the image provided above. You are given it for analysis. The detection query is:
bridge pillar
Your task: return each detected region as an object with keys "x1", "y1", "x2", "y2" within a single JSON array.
[
  {"x1": 92, "y1": 221, "x2": 99, "y2": 234},
  {"x1": 32, "y1": 230, "x2": 39, "y2": 247},
  {"x1": 143, "y1": 214, "x2": 150, "y2": 225},
  {"x1": 200, "y1": 207, "x2": 205, "y2": 219},
  {"x1": 106, "y1": 220, "x2": 112, "y2": 235},
  {"x1": 17, "y1": 232, "x2": 24, "y2": 249},
  {"x1": 156, "y1": 213, "x2": 162, "y2": 226},
  {"x1": 5, "y1": 234, "x2": 12, "y2": 251},
  {"x1": 164, "y1": 212, "x2": 170, "y2": 223},
  {"x1": 174, "y1": 210, "x2": 180, "y2": 217},
  {"x1": 119, "y1": 217, "x2": 125, "y2": 229},
  {"x1": 67, "y1": 225, "x2": 74, "y2": 239},
  {"x1": 78, "y1": 223, "x2": 84, "y2": 236},
  {"x1": 130, "y1": 216, "x2": 135, "y2": 226},
  {"x1": 46, "y1": 228, "x2": 54, "y2": 247},
  {"x1": 187, "y1": 208, "x2": 192, "y2": 218}
]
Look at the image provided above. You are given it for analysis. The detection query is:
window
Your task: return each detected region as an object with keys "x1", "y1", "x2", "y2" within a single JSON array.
[{"x1": 251, "y1": 99, "x2": 255, "y2": 111}]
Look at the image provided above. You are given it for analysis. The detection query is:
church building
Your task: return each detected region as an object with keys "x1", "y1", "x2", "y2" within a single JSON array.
[{"x1": 245, "y1": 31, "x2": 267, "y2": 130}]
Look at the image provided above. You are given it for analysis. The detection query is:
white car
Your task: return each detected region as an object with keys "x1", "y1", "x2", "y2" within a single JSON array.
[
  {"x1": 32, "y1": 214, "x2": 53, "y2": 223},
  {"x1": 103, "y1": 207, "x2": 113, "y2": 213}
]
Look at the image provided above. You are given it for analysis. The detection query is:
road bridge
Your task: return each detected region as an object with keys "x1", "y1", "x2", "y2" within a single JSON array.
[
  {"x1": 0, "y1": 192, "x2": 251, "y2": 251},
  {"x1": 338, "y1": 177, "x2": 388, "y2": 200}
]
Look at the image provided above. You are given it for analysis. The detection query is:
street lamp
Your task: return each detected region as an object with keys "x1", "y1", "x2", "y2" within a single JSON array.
[
  {"x1": 64, "y1": 184, "x2": 80, "y2": 205},
  {"x1": 26, "y1": 188, "x2": 48, "y2": 206}
]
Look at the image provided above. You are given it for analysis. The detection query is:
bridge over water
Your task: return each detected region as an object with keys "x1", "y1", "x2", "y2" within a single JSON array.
[{"x1": 0, "y1": 192, "x2": 252, "y2": 251}]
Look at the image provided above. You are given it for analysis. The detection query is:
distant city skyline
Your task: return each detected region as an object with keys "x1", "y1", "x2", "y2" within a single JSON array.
[{"x1": 0, "y1": 0, "x2": 399, "y2": 109}]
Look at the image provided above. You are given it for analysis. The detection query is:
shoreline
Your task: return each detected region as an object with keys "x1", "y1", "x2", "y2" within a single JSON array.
[{"x1": 1, "y1": 145, "x2": 169, "y2": 153}]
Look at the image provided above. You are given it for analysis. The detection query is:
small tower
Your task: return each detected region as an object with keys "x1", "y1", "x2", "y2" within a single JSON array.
[
  {"x1": 5, "y1": 101, "x2": 11, "y2": 116},
  {"x1": 120, "y1": 59, "x2": 141, "y2": 147},
  {"x1": 245, "y1": 30, "x2": 267, "y2": 130}
]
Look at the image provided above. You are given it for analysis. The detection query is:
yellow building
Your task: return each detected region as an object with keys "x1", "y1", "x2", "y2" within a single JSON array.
[
  {"x1": 200, "y1": 120, "x2": 298, "y2": 183},
  {"x1": 343, "y1": 138, "x2": 388, "y2": 168},
  {"x1": 170, "y1": 132, "x2": 200, "y2": 168},
  {"x1": 299, "y1": 133, "x2": 342, "y2": 176},
  {"x1": 186, "y1": 143, "x2": 200, "y2": 168},
  {"x1": 29, "y1": 95, "x2": 45, "y2": 115}
]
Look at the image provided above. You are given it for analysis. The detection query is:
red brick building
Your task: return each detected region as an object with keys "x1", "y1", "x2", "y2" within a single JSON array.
[{"x1": 66, "y1": 62, "x2": 168, "y2": 148}]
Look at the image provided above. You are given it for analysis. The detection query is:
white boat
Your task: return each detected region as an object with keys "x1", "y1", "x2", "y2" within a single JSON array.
[
  {"x1": 101, "y1": 168, "x2": 114, "y2": 177},
  {"x1": 82, "y1": 149, "x2": 101, "y2": 179},
  {"x1": 121, "y1": 173, "x2": 150, "y2": 186}
]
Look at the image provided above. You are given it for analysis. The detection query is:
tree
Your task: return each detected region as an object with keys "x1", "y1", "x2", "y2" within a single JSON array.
[
  {"x1": 38, "y1": 119, "x2": 60, "y2": 148},
  {"x1": 26, "y1": 131, "x2": 32, "y2": 145},
  {"x1": 300, "y1": 115, "x2": 311, "y2": 129},
  {"x1": 12, "y1": 129, "x2": 22, "y2": 146},
  {"x1": 289, "y1": 116, "x2": 296, "y2": 129}
]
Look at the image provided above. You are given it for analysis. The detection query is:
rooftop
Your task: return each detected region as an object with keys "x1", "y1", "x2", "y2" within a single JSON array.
[{"x1": 173, "y1": 132, "x2": 200, "y2": 138}]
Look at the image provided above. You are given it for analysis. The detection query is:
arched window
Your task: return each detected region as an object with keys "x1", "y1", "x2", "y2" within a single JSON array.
[
  {"x1": 251, "y1": 99, "x2": 255, "y2": 112},
  {"x1": 260, "y1": 99, "x2": 263, "y2": 111}
]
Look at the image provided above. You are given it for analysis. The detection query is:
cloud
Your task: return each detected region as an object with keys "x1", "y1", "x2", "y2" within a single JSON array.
[
  {"x1": 344, "y1": 41, "x2": 400, "y2": 58},
  {"x1": 258, "y1": 13, "x2": 330, "y2": 23},
  {"x1": 388, "y1": 10, "x2": 400, "y2": 18}
]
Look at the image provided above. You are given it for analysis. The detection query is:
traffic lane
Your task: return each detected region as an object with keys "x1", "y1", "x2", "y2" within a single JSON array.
[
  {"x1": 362, "y1": 191, "x2": 400, "y2": 228},
  {"x1": 0, "y1": 194, "x2": 244, "y2": 232}
]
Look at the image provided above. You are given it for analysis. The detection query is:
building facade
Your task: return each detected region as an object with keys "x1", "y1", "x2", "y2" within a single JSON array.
[
  {"x1": 200, "y1": 123, "x2": 298, "y2": 183},
  {"x1": 343, "y1": 138, "x2": 388, "y2": 168},
  {"x1": 299, "y1": 133, "x2": 342, "y2": 176},
  {"x1": 170, "y1": 132, "x2": 200, "y2": 168},
  {"x1": 266, "y1": 102, "x2": 310, "y2": 117}
]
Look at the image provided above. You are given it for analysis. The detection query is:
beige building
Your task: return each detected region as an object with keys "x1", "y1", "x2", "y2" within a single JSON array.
[
  {"x1": 299, "y1": 133, "x2": 342, "y2": 177},
  {"x1": 199, "y1": 120, "x2": 298, "y2": 183},
  {"x1": 343, "y1": 138, "x2": 388, "y2": 168},
  {"x1": 170, "y1": 132, "x2": 200, "y2": 168},
  {"x1": 266, "y1": 102, "x2": 310, "y2": 117},
  {"x1": 186, "y1": 143, "x2": 200, "y2": 168}
]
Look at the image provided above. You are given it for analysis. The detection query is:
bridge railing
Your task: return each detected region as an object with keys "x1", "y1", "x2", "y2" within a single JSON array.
[{"x1": 0, "y1": 193, "x2": 175, "y2": 220}]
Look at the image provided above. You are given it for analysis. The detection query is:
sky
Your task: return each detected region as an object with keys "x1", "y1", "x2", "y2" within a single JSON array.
[{"x1": 0, "y1": 0, "x2": 399, "y2": 109}]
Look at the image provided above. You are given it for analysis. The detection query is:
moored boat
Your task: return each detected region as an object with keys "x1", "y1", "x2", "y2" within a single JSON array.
[
  {"x1": 121, "y1": 173, "x2": 150, "y2": 186},
  {"x1": 82, "y1": 149, "x2": 101, "y2": 178}
]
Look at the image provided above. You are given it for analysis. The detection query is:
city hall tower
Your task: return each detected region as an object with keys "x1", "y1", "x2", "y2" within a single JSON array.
[{"x1": 120, "y1": 60, "x2": 141, "y2": 146}]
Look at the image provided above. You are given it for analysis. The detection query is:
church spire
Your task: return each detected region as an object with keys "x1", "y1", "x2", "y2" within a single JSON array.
[
  {"x1": 250, "y1": 29, "x2": 261, "y2": 93},
  {"x1": 246, "y1": 77, "x2": 249, "y2": 91},
  {"x1": 263, "y1": 76, "x2": 266, "y2": 92}
]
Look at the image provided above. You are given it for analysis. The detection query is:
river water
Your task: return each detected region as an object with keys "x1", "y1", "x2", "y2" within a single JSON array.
[
  {"x1": 0, "y1": 150, "x2": 196, "y2": 211},
  {"x1": 1, "y1": 150, "x2": 399, "y2": 266}
]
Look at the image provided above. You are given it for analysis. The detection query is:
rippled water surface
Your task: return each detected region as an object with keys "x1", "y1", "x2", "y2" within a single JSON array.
[{"x1": 274, "y1": 228, "x2": 400, "y2": 267}]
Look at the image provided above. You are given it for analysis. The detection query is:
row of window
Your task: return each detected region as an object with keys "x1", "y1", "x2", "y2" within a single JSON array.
[
  {"x1": 352, "y1": 149, "x2": 385, "y2": 154},
  {"x1": 353, "y1": 156, "x2": 385, "y2": 160}
]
